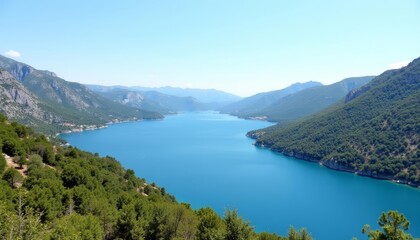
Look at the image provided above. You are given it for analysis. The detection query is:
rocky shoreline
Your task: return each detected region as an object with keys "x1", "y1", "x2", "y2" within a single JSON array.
[
  {"x1": 247, "y1": 132, "x2": 420, "y2": 189},
  {"x1": 57, "y1": 116, "x2": 166, "y2": 136}
]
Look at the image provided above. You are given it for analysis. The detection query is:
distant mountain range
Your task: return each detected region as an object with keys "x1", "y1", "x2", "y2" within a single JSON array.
[
  {"x1": 0, "y1": 52, "x2": 375, "y2": 134},
  {"x1": 219, "y1": 81, "x2": 322, "y2": 118},
  {"x1": 251, "y1": 76, "x2": 374, "y2": 122},
  {"x1": 249, "y1": 57, "x2": 420, "y2": 187},
  {"x1": 87, "y1": 85, "x2": 242, "y2": 103},
  {"x1": 0, "y1": 55, "x2": 162, "y2": 133},
  {"x1": 0, "y1": 55, "x2": 243, "y2": 133},
  {"x1": 86, "y1": 85, "x2": 241, "y2": 114}
]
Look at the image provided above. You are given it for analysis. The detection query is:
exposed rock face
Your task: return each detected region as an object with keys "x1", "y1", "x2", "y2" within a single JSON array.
[
  {"x1": 0, "y1": 54, "x2": 112, "y2": 112},
  {"x1": 0, "y1": 69, "x2": 46, "y2": 124},
  {"x1": 323, "y1": 159, "x2": 355, "y2": 172},
  {"x1": 10, "y1": 64, "x2": 33, "y2": 81},
  {"x1": 120, "y1": 92, "x2": 145, "y2": 107},
  {"x1": 345, "y1": 85, "x2": 370, "y2": 102},
  {"x1": 283, "y1": 151, "x2": 318, "y2": 162},
  {"x1": 246, "y1": 131, "x2": 266, "y2": 139},
  {"x1": 0, "y1": 55, "x2": 162, "y2": 133}
]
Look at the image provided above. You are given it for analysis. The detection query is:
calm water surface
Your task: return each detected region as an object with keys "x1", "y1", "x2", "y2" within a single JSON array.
[{"x1": 62, "y1": 111, "x2": 420, "y2": 239}]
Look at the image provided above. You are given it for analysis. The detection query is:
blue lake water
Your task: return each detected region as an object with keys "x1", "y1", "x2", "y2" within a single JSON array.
[{"x1": 62, "y1": 111, "x2": 420, "y2": 239}]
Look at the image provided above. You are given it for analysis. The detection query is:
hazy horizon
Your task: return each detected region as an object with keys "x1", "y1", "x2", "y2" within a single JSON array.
[{"x1": 1, "y1": 0, "x2": 419, "y2": 96}]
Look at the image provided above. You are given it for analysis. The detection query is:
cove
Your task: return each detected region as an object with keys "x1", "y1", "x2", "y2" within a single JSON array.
[{"x1": 61, "y1": 111, "x2": 420, "y2": 239}]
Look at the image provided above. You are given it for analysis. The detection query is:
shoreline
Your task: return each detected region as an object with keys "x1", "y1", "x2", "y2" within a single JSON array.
[
  {"x1": 247, "y1": 134, "x2": 420, "y2": 189},
  {"x1": 56, "y1": 116, "x2": 165, "y2": 136}
]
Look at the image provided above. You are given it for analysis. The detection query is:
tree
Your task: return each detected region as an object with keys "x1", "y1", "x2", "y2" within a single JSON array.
[
  {"x1": 145, "y1": 205, "x2": 169, "y2": 240},
  {"x1": 362, "y1": 210, "x2": 414, "y2": 240},
  {"x1": 2, "y1": 138, "x2": 24, "y2": 157},
  {"x1": 223, "y1": 209, "x2": 254, "y2": 240},
  {"x1": 11, "y1": 122, "x2": 28, "y2": 138},
  {"x1": 144, "y1": 185, "x2": 153, "y2": 195},
  {"x1": 0, "y1": 199, "x2": 46, "y2": 240},
  {"x1": 25, "y1": 181, "x2": 65, "y2": 222},
  {"x1": 50, "y1": 213, "x2": 104, "y2": 240},
  {"x1": 115, "y1": 203, "x2": 137, "y2": 239},
  {"x1": 14, "y1": 156, "x2": 27, "y2": 169},
  {"x1": 168, "y1": 205, "x2": 197, "y2": 240},
  {"x1": 2, "y1": 168, "x2": 23, "y2": 188},
  {"x1": 287, "y1": 227, "x2": 312, "y2": 240},
  {"x1": 28, "y1": 154, "x2": 44, "y2": 170},
  {"x1": 33, "y1": 143, "x2": 55, "y2": 165},
  {"x1": 197, "y1": 207, "x2": 225, "y2": 240},
  {"x1": 257, "y1": 232, "x2": 283, "y2": 240},
  {"x1": 0, "y1": 154, "x2": 6, "y2": 174},
  {"x1": 0, "y1": 200, "x2": 18, "y2": 239},
  {"x1": 61, "y1": 164, "x2": 90, "y2": 188}
]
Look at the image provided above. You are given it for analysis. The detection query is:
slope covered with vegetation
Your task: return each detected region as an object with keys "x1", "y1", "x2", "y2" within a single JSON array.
[
  {"x1": 250, "y1": 76, "x2": 374, "y2": 123},
  {"x1": 219, "y1": 81, "x2": 321, "y2": 118},
  {"x1": 249, "y1": 57, "x2": 420, "y2": 187},
  {"x1": 1, "y1": 114, "x2": 314, "y2": 239}
]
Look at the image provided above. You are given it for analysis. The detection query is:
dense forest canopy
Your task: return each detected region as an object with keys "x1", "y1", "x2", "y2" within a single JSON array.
[{"x1": 249, "y1": 57, "x2": 420, "y2": 187}]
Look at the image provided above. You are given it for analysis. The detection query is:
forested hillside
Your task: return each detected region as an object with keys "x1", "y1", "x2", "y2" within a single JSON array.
[
  {"x1": 249, "y1": 57, "x2": 420, "y2": 187},
  {"x1": 0, "y1": 114, "x2": 313, "y2": 239},
  {"x1": 219, "y1": 81, "x2": 321, "y2": 118},
  {"x1": 250, "y1": 76, "x2": 373, "y2": 122}
]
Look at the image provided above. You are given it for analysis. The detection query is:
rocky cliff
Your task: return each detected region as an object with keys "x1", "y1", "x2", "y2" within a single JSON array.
[
  {"x1": 0, "y1": 69, "x2": 44, "y2": 124},
  {"x1": 0, "y1": 55, "x2": 163, "y2": 133}
]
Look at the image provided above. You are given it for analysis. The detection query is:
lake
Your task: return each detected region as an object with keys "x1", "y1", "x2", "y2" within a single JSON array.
[{"x1": 62, "y1": 111, "x2": 420, "y2": 239}]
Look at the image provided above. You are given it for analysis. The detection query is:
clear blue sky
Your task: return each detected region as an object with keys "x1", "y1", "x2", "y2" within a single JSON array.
[{"x1": 1, "y1": 0, "x2": 419, "y2": 96}]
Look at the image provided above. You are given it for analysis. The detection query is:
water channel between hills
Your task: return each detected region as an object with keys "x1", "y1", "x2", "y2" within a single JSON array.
[{"x1": 62, "y1": 111, "x2": 420, "y2": 240}]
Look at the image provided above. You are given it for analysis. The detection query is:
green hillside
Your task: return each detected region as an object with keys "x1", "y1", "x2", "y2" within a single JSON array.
[
  {"x1": 251, "y1": 76, "x2": 374, "y2": 123},
  {"x1": 249, "y1": 57, "x2": 420, "y2": 187},
  {"x1": 219, "y1": 81, "x2": 322, "y2": 118},
  {"x1": 0, "y1": 114, "x2": 313, "y2": 240}
]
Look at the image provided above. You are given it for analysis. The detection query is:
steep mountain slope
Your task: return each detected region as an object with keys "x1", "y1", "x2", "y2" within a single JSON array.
[
  {"x1": 88, "y1": 85, "x2": 242, "y2": 103},
  {"x1": 219, "y1": 81, "x2": 322, "y2": 118},
  {"x1": 251, "y1": 76, "x2": 374, "y2": 122},
  {"x1": 0, "y1": 69, "x2": 43, "y2": 124},
  {"x1": 0, "y1": 55, "x2": 162, "y2": 132},
  {"x1": 249, "y1": 57, "x2": 420, "y2": 186}
]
